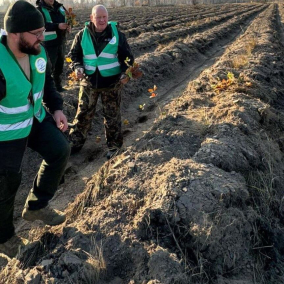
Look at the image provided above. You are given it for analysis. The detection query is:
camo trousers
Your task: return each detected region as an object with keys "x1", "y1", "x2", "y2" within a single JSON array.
[{"x1": 69, "y1": 85, "x2": 123, "y2": 150}]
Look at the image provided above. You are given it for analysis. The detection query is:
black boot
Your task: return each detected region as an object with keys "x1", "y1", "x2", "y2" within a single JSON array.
[
  {"x1": 54, "y1": 77, "x2": 66, "y2": 92},
  {"x1": 69, "y1": 130, "x2": 86, "y2": 155}
]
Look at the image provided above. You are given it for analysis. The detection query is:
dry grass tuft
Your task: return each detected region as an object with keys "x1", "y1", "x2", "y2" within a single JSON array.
[
  {"x1": 231, "y1": 54, "x2": 249, "y2": 69},
  {"x1": 0, "y1": 258, "x2": 21, "y2": 283},
  {"x1": 245, "y1": 36, "x2": 257, "y2": 55},
  {"x1": 80, "y1": 237, "x2": 106, "y2": 284},
  {"x1": 66, "y1": 162, "x2": 112, "y2": 220},
  {"x1": 230, "y1": 36, "x2": 257, "y2": 69},
  {"x1": 247, "y1": 135, "x2": 280, "y2": 218},
  {"x1": 246, "y1": 135, "x2": 283, "y2": 282}
]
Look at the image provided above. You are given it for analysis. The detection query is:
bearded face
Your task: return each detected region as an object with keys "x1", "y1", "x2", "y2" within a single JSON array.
[{"x1": 18, "y1": 33, "x2": 42, "y2": 55}]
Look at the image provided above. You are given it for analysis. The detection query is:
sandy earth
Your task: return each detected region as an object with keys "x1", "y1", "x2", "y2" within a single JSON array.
[{"x1": 1, "y1": 3, "x2": 284, "y2": 284}]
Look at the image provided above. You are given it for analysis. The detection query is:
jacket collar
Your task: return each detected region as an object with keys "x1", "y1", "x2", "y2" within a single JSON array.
[{"x1": 38, "y1": 0, "x2": 63, "y2": 11}]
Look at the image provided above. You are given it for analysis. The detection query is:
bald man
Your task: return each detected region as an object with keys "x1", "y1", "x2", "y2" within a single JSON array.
[{"x1": 68, "y1": 5, "x2": 134, "y2": 159}]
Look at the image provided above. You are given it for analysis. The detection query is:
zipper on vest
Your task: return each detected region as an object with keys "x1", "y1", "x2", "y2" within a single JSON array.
[
  {"x1": 28, "y1": 92, "x2": 34, "y2": 106},
  {"x1": 95, "y1": 69, "x2": 99, "y2": 89}
]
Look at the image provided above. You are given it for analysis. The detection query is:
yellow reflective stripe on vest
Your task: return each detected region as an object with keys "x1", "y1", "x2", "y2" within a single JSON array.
[
  {"x1": 0, "y1": 103, "x2": 31, "y2": 114},
  {"x1": 0, "y1": 117, "x2": 33, "y2": 131},
  {"x1": 98, "y1": 62, "x2": 120, "y2": 71}
]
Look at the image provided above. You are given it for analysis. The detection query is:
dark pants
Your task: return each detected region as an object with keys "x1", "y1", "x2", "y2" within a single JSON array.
[
  {"x1": 69, "y1": 86, "x2": 123, "y2": 149},
  {"x1": 45, "y1": 43, "x2": 66, "y2": 88},
  {"x1": 0, "y1": 113, "x2": 70, "y2": 243}
]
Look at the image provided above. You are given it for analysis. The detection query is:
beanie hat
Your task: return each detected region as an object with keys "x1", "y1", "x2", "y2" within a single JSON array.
[{"x1": 4, "y1": 1, "x2": 44, "y2": 33}]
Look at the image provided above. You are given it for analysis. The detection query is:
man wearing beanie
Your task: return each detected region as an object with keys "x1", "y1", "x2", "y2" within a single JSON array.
[
  {"x1": 0, "y1": 0, "x2": 70, "y2": 259},
  {"x1": 36, "y1": 0, "x2": 70, "y2": 92}
]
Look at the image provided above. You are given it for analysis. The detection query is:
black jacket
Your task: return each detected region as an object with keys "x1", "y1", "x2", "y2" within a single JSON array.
[
  {"x1": 68, "y1": 22, "x2": 134, "y2": 89},
  {"x1": 36, "y1": 0, "x2": 67, "y2": 47},
  {"x1": 0, "y1": 36, "x2": 63, "y2": 113}
]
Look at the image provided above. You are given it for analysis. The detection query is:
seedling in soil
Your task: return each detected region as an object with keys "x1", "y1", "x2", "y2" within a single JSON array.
[
  {"x1": 139, "y1": 103, "x2": 146, "y2": 111},
  {"x1": 211, "y1": 72, "x2": 235, "y2": 94},
  {"x1": 147, "y1": 85, "x2": 166, "y2": 116},
  {"x1": 67, "y1": 70, "x2": 79, "y2": 87},
  {"x1": 123, "y1": 119, "x2": 130, "y2": 125},
  {"x1": 95, "y1": 136, "x2": 101, "y2": 143},
  {"x1": 148, "y1": 85, "x2": 158, "y2": 98}
]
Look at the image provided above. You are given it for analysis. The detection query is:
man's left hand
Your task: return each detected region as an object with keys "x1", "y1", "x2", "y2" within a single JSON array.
[
  {"x1": 58, "y1": 23, "x2": 69, "y2": 30},
  {"x1": 53, "y1": 110, "x2": 68, "y2": 132}
]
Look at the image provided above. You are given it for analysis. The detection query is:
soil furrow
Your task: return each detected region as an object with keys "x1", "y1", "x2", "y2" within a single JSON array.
[
  {"x1": 130, "y1": 5, "x2": 266, "y2": 57},
  {"x1": 2, "y1": 4, "x2": 284, "y2": 284}
]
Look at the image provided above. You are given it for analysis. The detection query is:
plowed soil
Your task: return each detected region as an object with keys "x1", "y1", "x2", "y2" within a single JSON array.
[{"x1": 1, "y1": 3, "x2": 284, "y2": 284}]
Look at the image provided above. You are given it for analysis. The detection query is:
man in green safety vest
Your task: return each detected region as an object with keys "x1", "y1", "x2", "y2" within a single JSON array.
[
  {"x1": 0, "y1": 1, "x2": 70, "y2": 260},
  {"x1": 68, "y1": 5, "x2": 134, "y2": 159},
  {"x1": 36, "y1": 0, "x2": 70, "y2": 92}
]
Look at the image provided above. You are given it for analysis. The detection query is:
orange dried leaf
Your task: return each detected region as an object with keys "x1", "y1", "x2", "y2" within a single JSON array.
[
  {"x1": 148, "y1": 85, "x2": 157, "y2": 93},
  {"x1": 150, "y1": 93, "x2": 157, "y2": 98}
]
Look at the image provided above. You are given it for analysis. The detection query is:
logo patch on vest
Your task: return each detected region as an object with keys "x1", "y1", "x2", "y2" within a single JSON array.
[
  {"x1": 109, "y1": 36, "x2": 116, "y2": 45},
  {"x1": 35, "y1": 58, "x2": 46, "y2": 73}
]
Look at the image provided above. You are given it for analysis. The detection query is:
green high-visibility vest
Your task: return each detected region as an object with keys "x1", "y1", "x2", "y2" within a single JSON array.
[
  {"x1": 42, "y1": 6, "x2": 66, "y2": 41},
  {"x1": 0, "y1": 38, "x2": 47, "y2": 142},
  {"x1": 81, "y1": 22, "x2": 121, "y2": 77}
]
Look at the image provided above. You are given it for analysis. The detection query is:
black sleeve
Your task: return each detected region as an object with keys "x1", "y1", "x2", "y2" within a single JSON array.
[
  {"x1": 117, "y1": 31, "x2": 134, "y2": 72},
  {"x1": 68, "y1": 30, "x2": 84, "y2": 70},
  {"x1": 0, "y1": 69, "x2": 6, "y2": 102},
  {"x1": 43, "y1": 53, "x2": 63, "y2": 113},
  {"x1": 37, "y1": 6, "x2": 59, "y2": 32}
]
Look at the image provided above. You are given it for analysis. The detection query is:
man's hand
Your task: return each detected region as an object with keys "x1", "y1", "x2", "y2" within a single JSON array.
[
  {"x1": 120, "y1": 74, "x2": 129, "y2": 85},
  {"x1": 58, "y1": 23, "x2": 70, "y2": 30},
  {"x1": 53, "y1": 110, "x2": 68, "y2": 132},
  {"x1": 75, "y1": 68, "x2": 84, "y2": 79}
]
